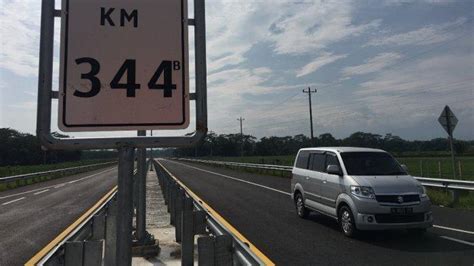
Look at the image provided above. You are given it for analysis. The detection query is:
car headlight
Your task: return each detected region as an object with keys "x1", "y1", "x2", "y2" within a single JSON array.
[
  {"x1": 350, "y1": 186, "x2": 375, "y2": 199},
  {"x1": 417, "y1": 185, "x2": 427, "y2": 198}
]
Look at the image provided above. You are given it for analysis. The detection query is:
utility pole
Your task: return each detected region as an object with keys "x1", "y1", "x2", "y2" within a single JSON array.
[
  {"x1": 303, "y1": 87, "x2": 317, "y2": 145},
  {"x1": 237, "y1": 117, "x2": 245, "y2": 157}
]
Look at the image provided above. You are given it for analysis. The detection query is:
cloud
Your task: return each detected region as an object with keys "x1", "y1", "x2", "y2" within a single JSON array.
[
  {"x1": 354, "y1": 53, "x2": 473, "y2": 127},
  {"x1": 342, "y1": 52, "x2": 402, "y2": 76},
  {"x1": 296, "y1": 52, "x2": 347, "y2": 77},
  {"x1": 367, "y1": 17, "x2": 467, "y2": 47},
  {"x1": 268, "y1": 2, "x2": 380, "y2": 55},
  {"x1": 0, "y1": 0, "x2": 41, "y2": 77}
]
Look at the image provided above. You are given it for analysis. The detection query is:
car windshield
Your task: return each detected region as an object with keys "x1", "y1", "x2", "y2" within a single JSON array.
[{"x1": 340, "y1": 152, "x2": 407, "y2": 176}]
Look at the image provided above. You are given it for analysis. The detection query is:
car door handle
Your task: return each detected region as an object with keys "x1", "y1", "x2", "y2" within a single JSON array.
[
  {"x1": 305, "y1": 176, "x2": 310, "y2": 180},
  {"x1": 322, "y1": 179, "x2": 327, "y2": 184}
]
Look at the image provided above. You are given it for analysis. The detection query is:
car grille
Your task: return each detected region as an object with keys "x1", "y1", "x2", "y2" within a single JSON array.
[
  {"x1": 375, "y1": 194, "x2": 420, "y2": 204},
  {"x1": 374, "y1": 213, "x2": 425, "y2": 224}
]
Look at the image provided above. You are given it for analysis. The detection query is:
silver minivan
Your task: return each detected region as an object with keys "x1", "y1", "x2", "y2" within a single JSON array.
[{"x1": 291, "y1": 147, "x2": 433, "y2": 237}]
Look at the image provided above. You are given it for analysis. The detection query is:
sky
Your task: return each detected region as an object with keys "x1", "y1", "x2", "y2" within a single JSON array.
[{"x1": 0, "y1": 0, "x2": 473, "y2": 141}]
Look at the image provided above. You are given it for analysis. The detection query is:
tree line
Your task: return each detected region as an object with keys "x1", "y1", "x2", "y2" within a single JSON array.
[
  {"x1": 169, "y1": 131, "x2": 474, "y2": 158},
  {"x1": 0, "y1": 128, "x2": 116, "y2": 166},
  {"x1": 2, "y1": 127, "x2": 472, "y2": 166}
]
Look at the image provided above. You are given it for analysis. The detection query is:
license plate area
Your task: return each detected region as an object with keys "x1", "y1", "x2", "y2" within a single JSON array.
[{"x1": 390, "y1": 207, "x2": 413, "y2": 215}]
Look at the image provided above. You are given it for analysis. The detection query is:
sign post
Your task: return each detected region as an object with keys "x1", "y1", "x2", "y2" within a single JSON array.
[
  {"x1": 36, "y1": 0, "x2": 207, "y2": 265},
  {"x1": 438, "y1": 105, "x2": 458, "y2": 179}
]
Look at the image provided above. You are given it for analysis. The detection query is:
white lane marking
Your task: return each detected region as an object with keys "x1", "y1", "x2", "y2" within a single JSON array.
[
  {"x1": 165, "y1": 160, "x2": 291, "y2": 196},
  {"x1": 166, "y1": 160, "x2": 474, "y2": 237},
  {"x1": 0, "y1": 167, "x2": 116, "y2": 200},
  {"x1": 433, "y1": 225, "x2": 474, "y2": 236},
  {"x1": 2, "y1": 197, "x2": 26, "y2": 205},
  {"x1": 34, "y1": 189, "x2": 49, "y2": 195},
  {"x1": 68, "y1": 180, "x2": 80, "y2": 184},
  {"x1": 54, "y1": 184, "x2": 65, "y2": 189},
  {"x1": 440, "y1": 236, "x2": 474, "y2": 247}
]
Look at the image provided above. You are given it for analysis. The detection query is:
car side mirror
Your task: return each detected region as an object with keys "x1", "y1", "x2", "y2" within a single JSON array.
[
  {"x1": 327, "y1": 165, "x2": 342, "y2": 176},
  {"x1": 401, "y1": 164, "x2": 409, "y2": 172}
]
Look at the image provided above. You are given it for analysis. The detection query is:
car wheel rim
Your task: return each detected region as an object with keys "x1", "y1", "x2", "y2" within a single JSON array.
[
  {"x1": 296, "y1": 197, "x2": 304, "y2": 215},
  {"x1": 341, "y1": 210, "x2": 352, "y2": 234}
]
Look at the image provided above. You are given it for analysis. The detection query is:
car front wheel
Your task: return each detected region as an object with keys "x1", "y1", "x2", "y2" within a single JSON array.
[{"x1": 339, "y1": 205, "x2": 358, "y2": 237}]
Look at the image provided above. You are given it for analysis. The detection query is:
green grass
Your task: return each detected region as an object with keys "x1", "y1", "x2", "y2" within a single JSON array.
[
  {"x1": 204, "y1": 155, "x2": 474, "y2": 180},
  {"x1": 0, "y1": 159, "x2": 115, "y2": 192}
]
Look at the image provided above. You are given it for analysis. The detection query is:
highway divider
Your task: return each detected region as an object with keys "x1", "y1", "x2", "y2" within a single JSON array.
[
  {"x1": 153, "y1": 159, "x2": 274, "y2": 265},
  {"x1": 174, "y1": 158, "x2": 474, "y2": 202}
]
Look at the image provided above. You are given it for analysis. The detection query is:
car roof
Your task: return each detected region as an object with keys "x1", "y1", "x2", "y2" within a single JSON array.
[{"x1": 298, "y1": 147, "x2": 387, "y2": 153}]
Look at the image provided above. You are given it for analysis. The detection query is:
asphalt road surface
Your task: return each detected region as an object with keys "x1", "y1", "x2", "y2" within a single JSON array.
[
  {"x1": 160, "y1": 159, "x2": 474, "y2": 266},
  {"x1": 0, "y1": 166, "x2": 117, "y2": 266}
]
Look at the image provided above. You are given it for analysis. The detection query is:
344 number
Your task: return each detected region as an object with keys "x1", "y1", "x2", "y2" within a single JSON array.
[{"x1": 73, "y1": 58, "x2": 181, "y2": 98}]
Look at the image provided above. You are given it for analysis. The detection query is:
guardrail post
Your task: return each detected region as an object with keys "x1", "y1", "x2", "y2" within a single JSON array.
[
  {"x1": 91, "y1": 214, "x2": 106, "y2": 240},
  {"x1": 215, "y1": 235, "x2": 233, "y2": 265},
  {"x1": 84, "y1": 240, "x2": 103, "y2": 266},
  {"x1": 169, "y1": 183, "x2": 176, "y2": 225},
  {"x1": 116, "y1": 146, "x2": 135, "y2": 266},
  {"x1": 65, "y1": 241, "x2": 83, "y2": 266},
  {"x1": 104, "y1": 198, "x2": 117, "y2": 266},
  {"x1": 198, "y1": 236, "x2": 214, "y2": 265},
  {"x1": 175, "y1": 189, "x2": 185, "y2": 242},
  {"x1": 450, "y1": 189, "x2": 460, "y2": 203},
  {"x1": 182, "y1": 195, "x2": 195, "y2": 265}
]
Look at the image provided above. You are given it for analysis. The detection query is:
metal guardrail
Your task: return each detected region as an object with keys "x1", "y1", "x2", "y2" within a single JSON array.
[
  {"x1": 27, "y1": 186, "x2": 119, "y2": 265},
  {"x1": 152, "y1": 160, "x2": 271, "y2": 265},
  {"x1": 175, "y1": 158, "x2": 474, "y2": 192},
  {"x1": 29, "y1": 168, "x2": 137, "y2": 265},
  {"x1": 0, "y1": 161, "x2": 117, "y2": 183}
]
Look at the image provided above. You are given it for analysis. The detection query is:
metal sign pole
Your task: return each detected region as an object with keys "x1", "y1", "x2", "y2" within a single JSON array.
[
  {"x1": 116, "y1": 146, "x2": 135, "y2": 266},
  {"x1": 136, "y1": 131, "x2": 147, "y2": 242},
  {"x1": 445, "y1": 108, "x2": 456, "y2": 179}
]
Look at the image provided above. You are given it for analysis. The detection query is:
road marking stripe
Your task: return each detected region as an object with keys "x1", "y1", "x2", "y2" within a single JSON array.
[
  {"x1": 167, "y1": 160, "x2": 291, "y2": 196},
  {"x1": 25, "y1": 186, "x2": 118, "y2": 265},
  {"x1": 433, "y1": 225, "x2": 474, "y2": 235},
  {"x1": 440, "y1": 236, "x2": 474, "y2": 247},
  {"x1": 169, "y1": 160, "x2": 474, "y2": 238},
  {"x1": 0, "y1": 167, "x2": 115, "y2": 200},
  {"x1": 54, "y1": 184, "x2": 65, "y2": 189},
  {"x1": 2, "y1": 197, "x2": 25, "y2": 205},
  {"x1": 34, "y1": 189, "x2": 49, "y2": 195},
  {"x1": 158, "y1": 161, "x2": 275, "y2": 266}
]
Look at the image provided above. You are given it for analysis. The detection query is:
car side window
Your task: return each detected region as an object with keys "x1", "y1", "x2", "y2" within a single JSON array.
[
  {"x1": 309, "y1": 153, "x2": 326, "y2": 172},
  {"x1": 325, "y1": 153, "x2": 340, "y2": 173},
  {"x1": 295, "y1": 151, "x2": 310, "y2": 169}
]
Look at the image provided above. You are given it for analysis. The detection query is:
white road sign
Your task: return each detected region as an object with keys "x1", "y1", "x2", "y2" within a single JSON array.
[
  {"x1": 59, "y1": 0, "x2": 189, "y2": 131},
  {"x1": 438, "y1": 105, "x2": 458, "y2": 135}
]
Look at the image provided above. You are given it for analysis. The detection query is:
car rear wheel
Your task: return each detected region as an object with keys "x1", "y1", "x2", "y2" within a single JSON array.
[
  {"x1": 295, "y1": 193, "x2": 309, "y2": 218},
  {"x1": 339, "y1": 205, "x2": 358, "y2": 237}
]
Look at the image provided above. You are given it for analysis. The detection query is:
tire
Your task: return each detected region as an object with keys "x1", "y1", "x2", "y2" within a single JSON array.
[
  {"x1": 339, "y1": 205, "x2": 358, "y2": 237},
  {"x1": 295, "y1": 193, "x2": 309, "y2": 218}
]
